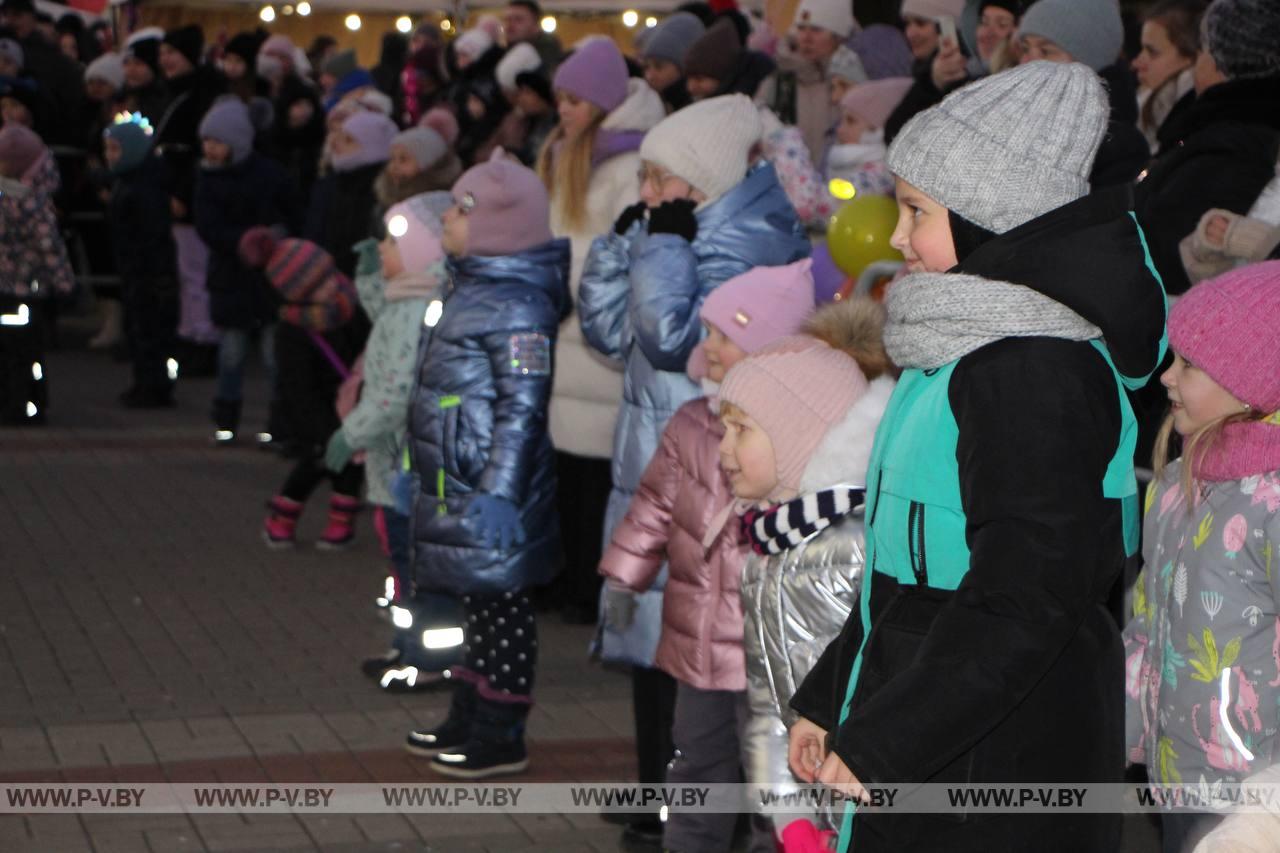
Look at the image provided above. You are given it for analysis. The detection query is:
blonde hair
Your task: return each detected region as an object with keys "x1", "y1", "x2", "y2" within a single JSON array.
[
  {"x1": 1153, "y1": 407, "x2": 1268, "y2": 504},
  {"x1": 535, "y1": 104, "x2": 606, "y2": 233}
]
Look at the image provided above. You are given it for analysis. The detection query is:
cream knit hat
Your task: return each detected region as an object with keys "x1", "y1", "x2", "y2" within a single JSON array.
[{"x1": 639, "y1": 94, "x2": 762, "y2": 205}]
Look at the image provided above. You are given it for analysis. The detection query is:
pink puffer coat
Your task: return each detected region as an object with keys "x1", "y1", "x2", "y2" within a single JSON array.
[{"x1": 599, "y1": 396, "x2": 748, "y2": 691}]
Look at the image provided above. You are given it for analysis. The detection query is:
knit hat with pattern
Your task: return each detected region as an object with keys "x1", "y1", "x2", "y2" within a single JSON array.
[
  {"x1": 1016, "y1": 0, "x2": 1123, "y2": 71},
  {"x1": 1169, "y1": 260, "x2": 1280, "y2": 412},
  {"x1": 240, "y1": 230, "x2": 356, "y2": 331},
  {"x1": 1203, "y1": 0, "x2": 1280, "y2": 80},
  {"x1": 639, "y1": 93, "x2": 761, "y2": 204},
  {"x1": 719, "y1": 335, "x2": 868, "y2": 496},
  {"x1": 689, "y1": 259, "x2": 817, "y2": 379},
  {"x1": 886, "y1": 59, "x2": 1107, "y2": 234}
]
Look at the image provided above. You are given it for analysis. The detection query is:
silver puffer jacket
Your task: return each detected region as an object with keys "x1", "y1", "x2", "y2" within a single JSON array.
[{"x1": 739, "y1": 376, "x2": 893, "y2": 832}]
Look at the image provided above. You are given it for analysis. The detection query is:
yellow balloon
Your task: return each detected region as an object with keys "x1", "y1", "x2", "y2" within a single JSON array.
[{"x1": 826, "y1": 195, "x2": 903, "y2": 278}]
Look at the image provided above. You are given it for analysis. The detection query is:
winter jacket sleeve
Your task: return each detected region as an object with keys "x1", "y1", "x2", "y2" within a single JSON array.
[
  {"x1": 789, "y1": 609, "x2": 864, "y2": 734},
  {"x1": 341, "y1": 297, "x2": 426, "y2": 451},
  {"x1": 599, "y1": 413, "x2": 684, "y2": 592},
  {"x1": 578, "y1": 230, "x2": 633, "y2": 361},
  {"x1": 829, "y1": 338, "x2": 1121, "y2": 785},
  {"x1": 354, "y1": 268, "x2": 388, "y2": 321},
  {"x1": 761, "y1": 125, "x2": 838, "y2": 228},
  {"x1": 474, "y1": 322, "x2": 555, "y2": 505},
  {"x1": 1122, "y1": 481, "x2": 1160, "y2": 765},
  {"x1": 629, "y1": 232, "x2": 751, "y2": 373}
]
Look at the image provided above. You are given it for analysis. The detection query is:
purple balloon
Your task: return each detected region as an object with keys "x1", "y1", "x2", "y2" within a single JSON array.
[{"x1": 810, "y1": 243, "x2": 846, "y2": 305}]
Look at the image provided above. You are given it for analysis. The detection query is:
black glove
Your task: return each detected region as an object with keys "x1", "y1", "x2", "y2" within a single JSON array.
[
  {"x1": 647, "y1": 198, "x2": 698, "y2": 242},
  {"x1": 613, "y1": 201, "x2": 648, "y2": 235}
]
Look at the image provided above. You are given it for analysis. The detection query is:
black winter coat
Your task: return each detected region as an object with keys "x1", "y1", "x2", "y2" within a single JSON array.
[
  {"x1": 153, "y1": 66, "x2": 227, "y2": 220},
  {"x1": 305, "y1": 162, "x2": 382, "y2": 278},
  {"x1": 108, "y1": 156, "x2": 176, "y2": 285},
  {"x1": 1134, "y1": 74, "x2": 1280, "y2": 294},
  {"x1": 274, "y1": 321, "x2": 362, "y2": 450},
  {"x1": 193, "y1": 153, "x2": 297, "y2": 329},
  {"x1": 266, "y1": 74, "x2": 325, "y2": 202},
  {"x1": 791, "y1": 186, "x2": 1167, "y2": 853}
]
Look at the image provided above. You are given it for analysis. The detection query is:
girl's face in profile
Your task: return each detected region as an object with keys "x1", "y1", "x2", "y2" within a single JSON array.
[
  {"x1": 890, "y1": 177, "x2": 958, "y2": 274},
  {"x1": 1160, "y1": 351, "x2": 1248, "y2": 436}
]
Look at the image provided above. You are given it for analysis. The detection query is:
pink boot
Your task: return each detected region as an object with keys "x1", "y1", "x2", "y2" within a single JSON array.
[
  {"x1": 317, "y1": 494, "x2": 360, "y2": 550},
  {"x1": 263, "y1": 495, "x2": 302, "y2": 549}
]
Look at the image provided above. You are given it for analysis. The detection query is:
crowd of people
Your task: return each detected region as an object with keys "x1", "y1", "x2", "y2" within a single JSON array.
[{"x1": 2, "y1": 0, "x2": 1280, "y2": 850}]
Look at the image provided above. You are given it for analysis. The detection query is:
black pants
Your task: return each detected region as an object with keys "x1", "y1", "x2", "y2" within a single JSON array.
[
  {"x1": 552, "y1": 451, "x2": 612, "y2": 612},
  {"x1": 458, "y1": 591, "x2": 537, "y2": 701},
  {"x1": 633, "y1": 665, "x2": 678, "y2": 784},
  {"x1": 0, "y1": 296, "x2": 47, "y2": 424},
  {"x1": 122, "y1": 275, "x2": 178, "y2": 394},
  {"x1": 281, "y1": 452, "x2": 363, "y2": 502}
]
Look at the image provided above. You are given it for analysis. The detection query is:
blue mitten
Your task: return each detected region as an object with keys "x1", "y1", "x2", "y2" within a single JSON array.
[
  {"x1": 353, "y1": 238, "x2": 382, "y2": 276},
  {"x1": 465, "y1": 493, "x2": 526, "y2": 551}
]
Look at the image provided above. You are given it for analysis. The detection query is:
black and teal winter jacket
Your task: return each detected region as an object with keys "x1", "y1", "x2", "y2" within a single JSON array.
[{"x1": 790, "y1": 186, "x2": 1168, "y2": 853}]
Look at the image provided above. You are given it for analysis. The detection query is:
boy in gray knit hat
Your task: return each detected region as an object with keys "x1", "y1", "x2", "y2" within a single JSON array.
[{"x1": 787, "y1": 59, "x2": 1167, "y2": 853}]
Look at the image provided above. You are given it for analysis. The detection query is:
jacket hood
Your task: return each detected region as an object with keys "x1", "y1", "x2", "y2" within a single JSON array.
[
  {"x1": 798, "y1": 375, "x2": 895, "y2": 494},
  {"x1": 450, "y1": 237, "x2": 572, "y2": 319},
  {"x1": 603, "y1": 77, "x2": 667, "y2": 134},
  {"x1": 954, "y1": 184, "x2": 1167, "y2": 384}
]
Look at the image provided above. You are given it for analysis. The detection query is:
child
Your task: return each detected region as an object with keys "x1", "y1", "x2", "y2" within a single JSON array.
[
  {"x1": 599, "y1": 260, "x2": 818, "y2": 852},
  {"x1": 193, "y1": 97, "x2": 298, "y2": 443},
  {"x1": 0, "y1": 122, "x2": 72, "y2": 424},
  {"x1": 578, "y1": 92, "x2": 809, "y2": 835},
  {"x1": 307, "y1": 109, "x2": 397, "y2": 277},
  {"x1": 763, "y1": 76, "x2": 909, "y2": 230},
  {"x1": 402, "y1": 152, "x2": 570, "y2": 778},
  {"x1": 331, "y1": 191, "x2": 454, "y2": 686},
  {"x1": 786, "y1": 61, "x2": 1167, "y2": 853},
  {"x1": 1124, "y1": 262, "x2": 1280, "y2": 853},
  {"x1": 717, "y1": 300, "x2": 895, "y2": 844},
  {"x1": 237, "y1": 229, "x2": 364, "y2": 550},
  {"x1": 102, "y1": 113, "x2": 179, "y2": 408},
  {"x1": 373, "y1": 125, "x2": 461, "y2": 213}
]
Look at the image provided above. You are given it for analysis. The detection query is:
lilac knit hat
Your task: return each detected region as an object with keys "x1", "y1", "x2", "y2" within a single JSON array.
[
  {"x1": 451, "y1": 149, "x2": 552, "y2": 257},
  {"x1": 552, "y1": 37, "x2": 629, "y2": 114},
  {"x1": 1169, "y1": 260, "x2": 1280, "y2": 413},
  {"x1": 841, "y1": 77, "x2": 913, "y2": 129},
  {"x1": 689, "y1": 259, "x2": 817, "y2": 379},
  {"x1": 719, "y1": 335, "x2": 868, "y2": 497},
  {"x1": 331, "y1": 110, "x2": 397, "y2": 173}
]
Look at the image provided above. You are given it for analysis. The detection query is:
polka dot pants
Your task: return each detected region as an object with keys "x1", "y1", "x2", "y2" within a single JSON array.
[{"x1": 460, "y1": 590, "x2": 537, "y2": 699}]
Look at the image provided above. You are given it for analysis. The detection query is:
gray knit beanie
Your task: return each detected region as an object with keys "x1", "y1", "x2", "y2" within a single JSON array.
[
  {"x1": 1017, "y1": 0, "x2": 1123, "y2": 71},
  {"x1": 886, "y1": 60, "x2": 1108, "y2": 234},
  {"x1": 198, "y1": 97, "x2": 256, "y2": 166},
  {"x1": 391, "y1": 126, "x2": 447, "y2": 170},
  {"x1": 642, "y1": 12, "x2": 706, "y2": 69},
  {"x1": 1204, "y1": 0, "x2": 1280, "y2": 80}
]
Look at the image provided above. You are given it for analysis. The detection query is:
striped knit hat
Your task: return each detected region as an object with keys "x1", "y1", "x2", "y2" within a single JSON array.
[{"x1": 238, "y1": 228, "x2": 355, "y2": 331}]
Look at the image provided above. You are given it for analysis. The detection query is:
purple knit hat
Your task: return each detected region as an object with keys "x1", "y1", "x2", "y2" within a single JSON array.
[
  {"x1": 451, "y1": 149, "x2": 552, "y2": 257},
  {"x1": 719, "y1": 335, "x2": 868, "y2": 497},
  {"x1": 689, "y1": 259, "x2": 817, "y2": 379},
  {"x1": 552, "y1": 37, "x2": 629, "y2": 114},
  {"x1": 1169, "y1": 260, "x2": 1280, "y2": 412},
  {"x1": 331, "y1": 110, "x2": 397, "y2": 173},
  {"x1": 849, "y1": 24, "x2": 914, "y2": 80}
]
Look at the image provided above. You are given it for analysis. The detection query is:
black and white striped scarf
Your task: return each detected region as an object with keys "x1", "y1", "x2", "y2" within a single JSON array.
[{"x1": 740, "y1": 487, "x2": 866, "y2": 556}]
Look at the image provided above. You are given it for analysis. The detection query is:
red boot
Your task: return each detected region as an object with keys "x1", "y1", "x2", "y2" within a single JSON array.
[
  {"x1": 317, "y1": 494, "x2": 360, "y2": 550},
  {"x1": 263, "y1": 495, "x2": 302, "y2": 549}
]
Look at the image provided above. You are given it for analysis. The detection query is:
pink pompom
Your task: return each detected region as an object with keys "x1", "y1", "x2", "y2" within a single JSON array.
[
  {"x1": 238, "y1": 226, "x2": 279, "y2": 269},
  {"x1": 421, "y1": 106, "x2": 459, "y2": 147}
]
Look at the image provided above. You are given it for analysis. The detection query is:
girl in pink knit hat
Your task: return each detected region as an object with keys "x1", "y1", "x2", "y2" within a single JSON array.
[
  {"x1": 598, "y1": 260, "x2": 818, "y2": 852},
  {"x1": 1124, "y1": 260, "x2": 1280, "y2": 853},
  {"x1": 715, "y1": 298, "x2": 896, "y2": 845}
]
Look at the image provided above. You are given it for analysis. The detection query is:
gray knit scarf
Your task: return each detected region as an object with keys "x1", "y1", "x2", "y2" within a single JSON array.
[{"x1": 883, "y1": 272, "x2": 1102, "y2": 370}]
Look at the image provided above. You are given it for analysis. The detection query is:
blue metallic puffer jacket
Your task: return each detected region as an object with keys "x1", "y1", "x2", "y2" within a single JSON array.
[
  {"x1": 408, "y1": 239, "x2": 571, "y2": 596},
  {"x1": 578, "y1": 162, "x2": 809, "y2": 665}
]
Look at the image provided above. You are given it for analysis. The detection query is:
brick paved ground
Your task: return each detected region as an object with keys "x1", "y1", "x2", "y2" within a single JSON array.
[{"x1": 0, "y1": 344, "x2": 1162, "y2": 853}]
